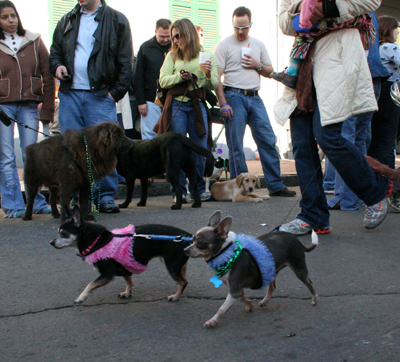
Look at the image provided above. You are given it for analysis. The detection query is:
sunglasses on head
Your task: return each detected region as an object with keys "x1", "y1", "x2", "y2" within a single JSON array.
[
  {"x1": 233, "y1": 23, "x2": 252, "y2": 31},
  {"x1": 172, "y1": 33, "x2": 181, "y2": 40}
]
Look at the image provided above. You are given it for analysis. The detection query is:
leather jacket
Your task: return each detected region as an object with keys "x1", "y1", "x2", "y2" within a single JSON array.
[{"x1": 49, "y1": 1, "x2": 133, "y2": 102}]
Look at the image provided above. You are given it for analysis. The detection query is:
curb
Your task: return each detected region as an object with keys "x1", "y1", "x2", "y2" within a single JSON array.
[{"x1": 114, "y1": 174, "x2": 299, "y2": 200}]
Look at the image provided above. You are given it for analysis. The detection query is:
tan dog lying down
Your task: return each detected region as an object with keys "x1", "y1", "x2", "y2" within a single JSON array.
[{"x1": 211, "y1": 172, "x2": 269, "y2": 202}]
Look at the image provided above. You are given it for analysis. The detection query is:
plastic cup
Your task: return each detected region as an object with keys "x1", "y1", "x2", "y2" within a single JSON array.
[
  {"x1": 199, "y1": 52, "x2": 211, "y2": 73},
  {"x1": 241, "y1": 47, "x2": 252, "y2": 67}
]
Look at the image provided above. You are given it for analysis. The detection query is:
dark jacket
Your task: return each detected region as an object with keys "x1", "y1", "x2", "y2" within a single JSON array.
[
  {"x1": 49, "y1": 1, "x2": 133, "y2": 102},
  {"x1": 134, "y1": 36, "x2": 170, "y2": 105}
]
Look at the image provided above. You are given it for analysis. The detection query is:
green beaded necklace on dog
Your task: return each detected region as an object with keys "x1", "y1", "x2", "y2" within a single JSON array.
[
  {"x1": 213, "y1": 240, "x2": 243, "y2": 277},
  {"x1": 84, "y1": 136, "x2": 101, "y2": 222}
]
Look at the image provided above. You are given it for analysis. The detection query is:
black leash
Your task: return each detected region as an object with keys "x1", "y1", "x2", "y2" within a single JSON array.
[{"x1": 0, "y1": 107, "x2": 49, "y2": 138}]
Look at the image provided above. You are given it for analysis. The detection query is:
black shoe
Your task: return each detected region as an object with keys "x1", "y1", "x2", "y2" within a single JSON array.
[
  {"x1": 269, "y1": 187, "x2": 296, "y2": 197},
  {"x1": 100, "y1": 201, "x2": 120, "y2": 213},
  {"x1": 270, "y1": 69, "x2": 297, "y2": 89}
]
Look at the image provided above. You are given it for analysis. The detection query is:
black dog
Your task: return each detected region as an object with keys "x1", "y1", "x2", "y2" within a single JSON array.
[
  {"x1": 23, "y1": 122, "x2": 133, "y2": 222},
  {"x1": 117, "y1": 132, "x2": 214, "y2": 210},
  {"x1": 185, "y1": 211, "x2": 318, "y2": 328},
  {"x1": 50, "y1": 207, "x2": 191, "y2": 303}
]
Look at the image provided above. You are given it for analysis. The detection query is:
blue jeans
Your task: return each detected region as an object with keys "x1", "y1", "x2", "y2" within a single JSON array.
[
  {"x1": 323, "y1": 158, "x2": 335, "y2": 192},
  {"x1": 290, "y1": 102, "x2": 388, "y2": 228},
  {"x1": 59, "y1": 90, "x2": 118, "y2": 206},
  {"x1": 328, "y1": 77, "x2": 381, "y2": 210},
  {"x1": 224, "y1": 91, "x2": 285, "y2": 192},
  {"x1": 170, "y1": 99, "x2": 208, "y2": 195},
  {"x1": 0, "y1": 102, "x2": 49, "y2": 217}
]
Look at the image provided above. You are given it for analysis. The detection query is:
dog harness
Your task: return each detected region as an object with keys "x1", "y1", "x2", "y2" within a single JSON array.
[
  {"x1": 207, "y1": 234, "x2": 276, "y2": 289},
  {"x1": 83, "y1": 225, "x2": 148, "y2": 274}
]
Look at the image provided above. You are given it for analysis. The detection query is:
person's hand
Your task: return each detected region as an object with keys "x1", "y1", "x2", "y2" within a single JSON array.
[
  {"x1": 180, "y1": 70, "x2": 193, "y2": 80},
  {"x1": 309, "y1": 2, "x2": 324, "y2": 23},
  {"x1": 55, "y1": 65, "x2": 69, "y2": 81},
  {"x1": 242, "y1": 54, "x2": 258, "y2": 69},
  {"x1": 138, "y1": 103, "x2": 148, "y2": 117},
  {"x1": 200, "y1": 60, "x2": 212, "y2": 79},
  {"x1": 220, "y1": 103, "x2": 233, "y2": 121}
]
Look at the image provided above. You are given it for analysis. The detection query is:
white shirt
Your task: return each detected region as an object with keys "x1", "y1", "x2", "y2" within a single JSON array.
[
  {"x1": 214, "y1": 35, "x2": 272, "y2": 90},
  {"x1": 72, "y1": 6, "x2": 101, "y2": 90},
  {"x1": 3, "y1": 31, "x2": 23, "y2": 53}
]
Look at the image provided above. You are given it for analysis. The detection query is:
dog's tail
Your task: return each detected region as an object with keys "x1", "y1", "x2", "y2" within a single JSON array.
[
  {"x1": 179, "y1": 135, "x2": 214, "y2": 177},
  {"x1": 304, "y1": 230, "x2": 318, "y2": 252}
]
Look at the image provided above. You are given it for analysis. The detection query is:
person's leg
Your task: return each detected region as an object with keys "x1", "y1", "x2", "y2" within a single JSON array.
[
  {"x1": 81, "y1": 92, "x2": 119, "y2": 210},
  {"x1": 328, "y1": 116, "x2": 358, "y2": 210},
  {"x1": 323, "y1": 157, "x2": 335, "y2": 193},
  {"x1": 224, "y1": 91, "x2": 248, "y2": 179},
  {"x1": 368, "y1": 81, "x2": 400, "y2": 169},
  {"x1": 16, "y1": 101, "x2": 50, "y2": 213},
  {"x1": 186, "y1": 101, "x2": 208, "y2": 195},
  {"x1": 0, "y1": 103, "x2": 25, "y2": 217},
  {"x1": 288, "y1": 109, "x2": 330, "y2": 229},
  {"x1": 58, "y1": 91, "x2": 86, "y2": 133},
  {"x1": 314, "y1": 107, "x2": 388, "y2": 207},
  {"x1": 141, "y1": 102, "x2": 162, "y2": 140},
  {"x1": 170, "y1": 100, "x2": 190, "y2": 198},
  {"x1": 247, "y1": 95, "x2": 286, "y2": 193}
]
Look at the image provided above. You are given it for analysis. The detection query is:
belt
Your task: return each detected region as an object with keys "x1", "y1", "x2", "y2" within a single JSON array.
[{"x1": 224, "y1": 86, "x2": 258, "y2": 97}]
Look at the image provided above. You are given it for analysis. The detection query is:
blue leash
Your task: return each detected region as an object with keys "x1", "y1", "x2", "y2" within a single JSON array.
[{"x1": 133, "y1": 234, "x2": 193, "y2": 243}]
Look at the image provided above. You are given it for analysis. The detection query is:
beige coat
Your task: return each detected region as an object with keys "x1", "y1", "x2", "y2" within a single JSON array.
[{"x1": 274, "y1": 0, "x2": 381, "y2": 126}]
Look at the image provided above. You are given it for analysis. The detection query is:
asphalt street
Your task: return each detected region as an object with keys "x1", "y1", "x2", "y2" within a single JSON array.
[{"x1": 1, "y1": 188, "x2": 399, "y2": 362}]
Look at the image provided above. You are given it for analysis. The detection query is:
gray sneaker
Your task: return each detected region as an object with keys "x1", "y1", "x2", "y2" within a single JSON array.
[
  {"x1": 388, "y1": 190, "x2": 400, "y2": 212},
  {"x1": 364, "y1": 198, "x2": 388, "y2": 229},
  {"x1": 279, "y1": 218, "x2": 312, "y2": 235}
]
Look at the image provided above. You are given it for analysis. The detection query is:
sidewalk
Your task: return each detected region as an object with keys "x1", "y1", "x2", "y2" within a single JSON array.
[{"x1": 15, "y1": 156, "x2": 400, "y2": 199}]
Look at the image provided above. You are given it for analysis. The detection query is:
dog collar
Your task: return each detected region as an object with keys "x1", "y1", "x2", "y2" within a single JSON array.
[
  {"x1": 77, "y1": 233, "x2": 102, "y2": 257},
  {"x1": 212, "y1": 240, "x2": 243, "y2": 277}
]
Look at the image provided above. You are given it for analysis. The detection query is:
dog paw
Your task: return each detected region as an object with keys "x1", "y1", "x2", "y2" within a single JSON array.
[
  {"x1": 191, "y1": 202, "x2": 201, "y2": 208},
  {"x1": 311, "y1": 294, "x2": 318, "y2": 306},
  {"x1": 167, "y1": 295, "x2": 179, "y2": 302},
  {"x1": 118, "y1": 292, "x2": 132, "y2": 299},
  {"x1": 52, "y1": 213, "x2": 61, "y2": 218},
  {"x1": 258, "y1": 301, "x2": 268, "y2": 308},
  {"x1": 204, "y1": 319, "x2": 218, "y2": 328},
  {"x1": 22, "y1": 215, "x2": 31, "y2": 221},
  {"x1": 118, "y1": 203, "x2": 129, "y2": 209},
  {"x1": 171, "y1": 204, "x2": 181, "y2": 210},
  {"x1": 84, "y1": 214, "x2": 94, "y2": 221},
  {"x1": 255, "y1": 198, "x2": 263, "y2": 203},
  {"x1": 245, "y1": 303, "x2": 253, "y2": 312},
  {"x1": 74, "y1": 298, "x2": 85, "y2": 304},
  {"x1": 137, "y1": 201, "x2": 146, "y2": 207}
]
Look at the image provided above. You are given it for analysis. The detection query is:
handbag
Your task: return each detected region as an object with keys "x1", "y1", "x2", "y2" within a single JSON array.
[{"x1": 154, "y1": 79, "x2": 167, "y2": 107}]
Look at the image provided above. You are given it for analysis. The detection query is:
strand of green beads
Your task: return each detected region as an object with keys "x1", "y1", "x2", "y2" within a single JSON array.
[{"x1": 84, "y1": 136, "x2": 101, "y2": 222}]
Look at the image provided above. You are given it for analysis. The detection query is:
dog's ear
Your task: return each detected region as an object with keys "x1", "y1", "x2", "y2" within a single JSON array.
[
  {"x1": 256, "y1": 175, "x2": 261, "y2": 188},
  {"x1": 215, "y1": 216, "x2": 232, "y2": 239},
  {"x1": 236, "y1": 173, "x2": 244, "y2": 186},
  {"x1": 208, "y1": 210, "x2": 222, "y2": 227},
  {"x1": 72, "y1": 206, "x2": 81, "y2": 227}
]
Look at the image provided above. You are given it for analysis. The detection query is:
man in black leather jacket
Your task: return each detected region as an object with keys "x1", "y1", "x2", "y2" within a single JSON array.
[{"x1": 49, "y1": 0, "x2": 133, "y2": 214}]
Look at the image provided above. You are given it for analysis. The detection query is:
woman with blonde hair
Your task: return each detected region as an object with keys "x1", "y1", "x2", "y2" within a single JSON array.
[{"x1": 154, "y1": 18, "x2": 218, "y2": 204}]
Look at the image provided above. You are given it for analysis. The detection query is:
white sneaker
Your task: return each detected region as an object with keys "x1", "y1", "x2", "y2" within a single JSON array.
[
  {"x1": 364, "y1": 198, "x2": 388, "y2": 229},
  {"x1": 279, "y1": 218, "x2": 312, "y2": 235}
]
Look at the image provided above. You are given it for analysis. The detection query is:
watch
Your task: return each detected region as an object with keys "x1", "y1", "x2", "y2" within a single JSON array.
[{"x1": 257, "y1": 64, "x2": 263, "y2": 72}]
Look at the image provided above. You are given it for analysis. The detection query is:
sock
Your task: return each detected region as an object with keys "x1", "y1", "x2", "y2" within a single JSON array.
[{"x1": 286, "y1": 58, "x2": 301, "y2": 76}]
